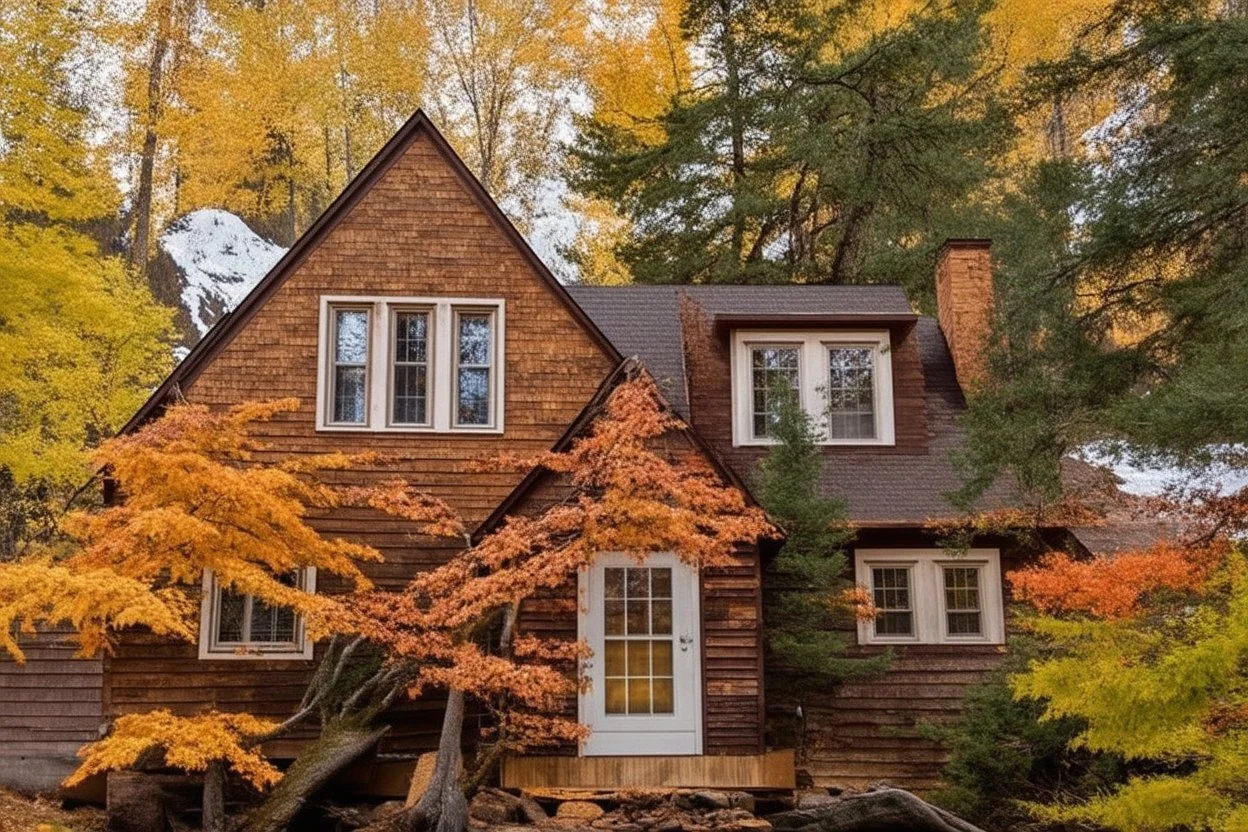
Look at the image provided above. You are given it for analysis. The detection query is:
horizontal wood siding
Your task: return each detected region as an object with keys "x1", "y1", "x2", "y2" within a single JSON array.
[
  {"x1": 798, "y1": 645, "x2": 1005, "y2": 792},
  {"x1": 102, "y1": 128, "x2": 616, "y2": 757},
  {"x1": 770, "y1": 536, "x2": 1030, "y2": 792},
  {"x1": 0, "y1": 628, "x2": 104, "y2": 792}
]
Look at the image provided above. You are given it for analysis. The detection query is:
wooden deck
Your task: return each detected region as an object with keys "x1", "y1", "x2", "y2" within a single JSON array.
[{"x1": 500, "y1": 750, "x2": 795, "y2": 791}]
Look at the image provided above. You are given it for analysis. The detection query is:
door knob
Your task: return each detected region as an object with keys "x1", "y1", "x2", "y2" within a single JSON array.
[
  {"x1": 679, "y1": 635, "x2": 693, "y2": 652},
  {"x1": 581, "y1": 659, "x2": 594, "y2": 674}
]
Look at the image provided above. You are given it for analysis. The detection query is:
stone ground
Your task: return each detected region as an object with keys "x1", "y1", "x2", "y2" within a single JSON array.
[
  {"x1": 0, "y1": 787, "x2": 105, "y2": 832},
  {"x1": 460, "y1": 787, "x2": 787, "y2": 832}
]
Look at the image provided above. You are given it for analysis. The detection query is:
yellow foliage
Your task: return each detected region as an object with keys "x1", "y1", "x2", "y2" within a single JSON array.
[
  {"x1": 0, "y1": 226, "x2": 174, "y2": 485},
  {"x1": 66, "y1": 710, "x2": 282, "y2": 790},
  {"x1": 1013, "y1": 548, "x2": 1248, "y2": 831}
]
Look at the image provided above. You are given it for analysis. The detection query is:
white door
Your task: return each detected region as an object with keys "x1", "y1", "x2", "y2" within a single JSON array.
[{"x1": 578, "y1": 553, "x2": 702, "y2": 756}]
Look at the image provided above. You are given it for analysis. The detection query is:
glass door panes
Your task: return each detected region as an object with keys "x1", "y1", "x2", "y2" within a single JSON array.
[
  {"x1": 603, "y1": 566, "x2": 674, "y2": 715},
  {"x1": 943, "y1": 566, "x2": 983, "y2": 636}
]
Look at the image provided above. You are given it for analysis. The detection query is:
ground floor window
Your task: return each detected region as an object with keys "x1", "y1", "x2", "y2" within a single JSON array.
[
  {"x1": 855, "y1": 549, "x2": 1004, "y2": 645},
  {"x1": 198, "y1": 568, "x2": 316, "y2": 660}
]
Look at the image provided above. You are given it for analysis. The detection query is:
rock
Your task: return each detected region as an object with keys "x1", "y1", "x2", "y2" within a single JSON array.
[
  {"x1": 795, "y1": 792, "x2": 839, "y2": 810},
  {"x1": 106, "y1": 772, "x2": 168, "y2": 832},
  {"x1": 515, "y1": 793, "x2": 549, "y2": 824},
  {"x1": 470, "y1": 789, "x2": 519, "y2": 825},
  {"x1": 689, "y1": 790, "x2": 754, "y2": 813},
  {"x1": 557, "y1": 800, "x2": 607, "y2": 822}
]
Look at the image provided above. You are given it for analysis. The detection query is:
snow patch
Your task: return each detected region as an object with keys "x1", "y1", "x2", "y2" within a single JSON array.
[
  {"x1": 160, "y1": 209, "x2": 287, "y2": 335},
  {"x1": 1077, "y1": 444, "x2": 1248, "y2": 498}
]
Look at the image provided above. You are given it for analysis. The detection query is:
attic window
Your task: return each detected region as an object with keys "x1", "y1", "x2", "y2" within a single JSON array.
[
  {"x1": 731, "y1": 330, "x2": 894, "y2": 446},
  {"x1": 317, "y1": 296, "x2": 504, "y2": 433}
]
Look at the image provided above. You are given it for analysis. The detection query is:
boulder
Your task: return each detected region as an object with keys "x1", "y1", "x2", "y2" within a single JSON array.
[
  {"x1": 469, "y1": 789, "x2": 519, "y2": 825},
  {"x1": 557, "y1": 800, "x2": 607, "y2": 822},
  {"x1": 106, "y1": 772, "x2": 168, "y2": 832},
  {"x1": 767, "y1": 788, "x2": 987, "y2": 832}
]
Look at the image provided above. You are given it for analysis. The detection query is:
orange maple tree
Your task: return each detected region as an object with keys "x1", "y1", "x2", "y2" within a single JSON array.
[
  {"x1": 0, "y1": 398, "x2": 461, "y2": 832},
  {"x1": 358, "y1": 370, "x2": 774, "y2": 832},
  {"x1": 1009, "y1": 539, "x2": 1226, "y2": 619}
]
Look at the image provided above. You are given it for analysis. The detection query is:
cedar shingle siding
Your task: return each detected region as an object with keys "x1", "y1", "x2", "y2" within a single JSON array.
[{"x1": 3, "y1": 113, "x2": 1069, "y2": 796}]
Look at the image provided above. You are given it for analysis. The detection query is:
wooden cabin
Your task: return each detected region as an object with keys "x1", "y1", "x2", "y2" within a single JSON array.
[{"x1": 1, "y1": 111, "x2": 1112, "y2": 799}]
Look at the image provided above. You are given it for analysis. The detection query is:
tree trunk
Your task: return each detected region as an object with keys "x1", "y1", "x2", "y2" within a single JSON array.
[
  {"x1": 202, "y1": 760, "x2": 227, "y2": 832},
  {"x1": 361, "y1": 688, "x2": 468, "y2": 832},
  {"x1": 768, "y1": 788, "x2": 987, "y2": 832},
  {"x1": 412, "y1": 687, "x2": 468, "y2": 832},
  {"x1": 245, "y1": 720, "x2": 389, "y2": 832},
  {"x1": 132, "y1": 0, "x2": 172, "y2": 278}
]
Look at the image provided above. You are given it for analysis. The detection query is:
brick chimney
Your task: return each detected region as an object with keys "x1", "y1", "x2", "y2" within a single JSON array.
[{"x1": 936, "y1": 239, "x2": 994, "y2": 391}]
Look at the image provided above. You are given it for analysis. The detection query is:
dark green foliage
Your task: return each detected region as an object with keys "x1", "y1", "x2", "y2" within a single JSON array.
[
  {"x1": 958, "y1": 1, "x2": 1248, "y2": 505},
  {"x1": 571, "y1": 0, "x2": 1010, "y2": 290},
  {"x1": 755, "y1": 392, "x2": 887, "y2": 690},
  {"x1": 924, "y1": 637, "x2": 1124, "y2": 830}
]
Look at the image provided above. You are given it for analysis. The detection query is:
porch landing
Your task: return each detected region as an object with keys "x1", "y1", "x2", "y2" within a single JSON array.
[{"x1": 500, "y1": 750, "x2": 795, "y2": 791}]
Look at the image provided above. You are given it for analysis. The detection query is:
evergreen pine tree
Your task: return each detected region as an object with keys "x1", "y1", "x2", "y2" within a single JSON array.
[
  {"x1": 755, "y1": 390, "x2": 888, "y2": 751},
  {"x1": 571, "y1": 0, "x2": 1009, "y2": 289},
  {"x1": 958, "y1": 0, "x2": 1248, "y2": 504}
]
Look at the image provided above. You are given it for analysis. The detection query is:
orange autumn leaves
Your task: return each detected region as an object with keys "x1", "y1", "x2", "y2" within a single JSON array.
[
  {"x1": 9, "y1": 372, "x2": 768, "y2": 780},
  {"x1": 66, "y1": 710, "x2": 282, "y2": 790},
  {"x1": 357, "y1": 372, "x2": 773, "y2": 753},
  {"x1": 1011, "y1": 540, "x2": 1227, "y2": 620},
  {"x1": 0, "y1": 397, "x2": 461, "y2": 662}
]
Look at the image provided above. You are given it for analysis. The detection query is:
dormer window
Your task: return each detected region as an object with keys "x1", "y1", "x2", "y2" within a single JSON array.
[
  {"x1": 731, "y1": 330, "x2": 894, "y2": 446},
  {"x1": 317, "y1": 296, "x2": 504, "y2": 433}
]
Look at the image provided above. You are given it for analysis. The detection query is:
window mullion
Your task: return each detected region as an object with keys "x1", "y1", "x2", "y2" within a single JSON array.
[
  {"x1": 369, "y1": 302, "x2": 387, "y2": 429},
  {"x1": 433, "y1": 304, "x2": 452, "y2": 431}
]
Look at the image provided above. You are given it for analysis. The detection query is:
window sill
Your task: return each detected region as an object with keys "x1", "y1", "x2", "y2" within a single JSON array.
[
  {"x1": 197, "y1": 646, "x2": 314, "y2": 661},
  {"x1": 314, "y1": 424, "x2": 504, "y2": 435},
  {"x1": 733, "y1": 437, "x2": 896, "y2": 448}
]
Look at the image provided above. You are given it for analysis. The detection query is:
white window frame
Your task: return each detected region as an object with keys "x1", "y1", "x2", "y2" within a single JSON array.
[
  {"x1": 316, "y1": 296, "x2": 505, "y2": 434},
  {"x1": 731, "y1": 330, "x2": 894, "y2": 447},
  {"x1": 451, "y1": 306, "x2": 499, "y2": 430},
  {"x1": 388, "y1": 305, "x2": 435, "y2": 428},
  {"x1": 198, "y1": 568, "x2": 316, "y2": 660},
  {"x1": 854, "y1": 548, "x2": 1004, "y2": 645}
]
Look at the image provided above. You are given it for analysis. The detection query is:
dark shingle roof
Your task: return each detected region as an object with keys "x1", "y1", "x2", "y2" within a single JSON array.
[
  {"x1": 565, "y1": 284, "x2": 1009, "y2": 524},
  {"x1": 567, "y1": 284, "x2": 913, "y2": 419}
]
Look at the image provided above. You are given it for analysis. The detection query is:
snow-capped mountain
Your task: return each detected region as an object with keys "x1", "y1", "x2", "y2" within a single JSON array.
[{"x1": 160, "y1": 209, "x2": 287, "y2": 337}]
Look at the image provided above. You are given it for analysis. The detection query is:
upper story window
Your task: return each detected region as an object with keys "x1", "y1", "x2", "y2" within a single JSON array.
[
  {"x1": 198, "y1": 568, "x2": 315, "y2": 660},
  {"x1": 854, "y1": 549, "x2": 1004, "y2": 645},
  {"x1": 317, "y1": 296, "x2": 504, "y2": 433},
  {"x1": 731, "y1": 330, "x2": 894, "y2": 446}
]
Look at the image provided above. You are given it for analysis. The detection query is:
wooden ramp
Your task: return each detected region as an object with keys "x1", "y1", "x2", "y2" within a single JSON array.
[{"x1": 501, "y1": 750, "x2": 795, "y2": 791}]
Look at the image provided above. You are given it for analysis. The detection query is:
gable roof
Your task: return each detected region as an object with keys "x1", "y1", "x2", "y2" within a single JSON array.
[{"x1": 124, "y1": 110, "x2": 621, "y2": 433}]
